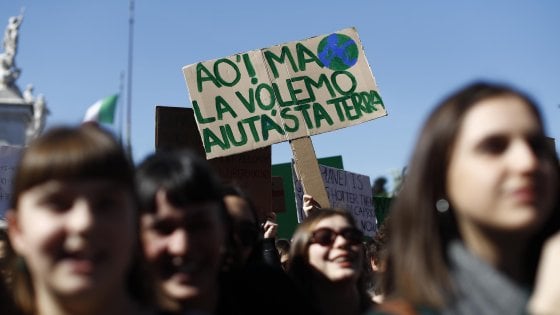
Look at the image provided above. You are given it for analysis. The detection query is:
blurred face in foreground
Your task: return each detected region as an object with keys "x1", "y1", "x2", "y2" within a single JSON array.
[
  {"x1": 141, "y1": 190, "x2": 225, "y2": 310},
  {"x1": 307, "y1": 214, "x2": 363, "y2": 283},
  {"x1": 9, "y1": 179, "x2": 136, "y2": 302},
  {"x1": 223, "y1": 195, "x2": 258, "y2": 264},
  {"x1": 447, "y1": 95, "x2": 557, "y2": 240}
]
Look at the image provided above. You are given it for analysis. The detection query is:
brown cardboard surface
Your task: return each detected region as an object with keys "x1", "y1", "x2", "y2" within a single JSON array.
[
  {"x1": 289, "y1": 136, "x2": 330, "y2": 208},
  {"x1": 155, "y1": 105, "x2": 205, "y2": 155},
  {"x1": 293, "y1": 164, "x2": 376, "y2": 236},
  {"x1": 271, "y1": 176, "x2": 286, "y2": 213},
  {"x1": 183, "y1": 27, "x2": 387, "y2": 159},
  {"x1": 155, "y1": 106, "x2": 272, "y2": 217}
]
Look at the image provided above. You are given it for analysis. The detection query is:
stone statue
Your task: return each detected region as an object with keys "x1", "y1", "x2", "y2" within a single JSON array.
[
  {"x1": 23, "y1": 83, "x2": 33, "y2": 102},
  {"x1": 30, "y1": 94, "x2": 49, "y2": 139},
  {"x1": 0, "y1": 10, "x2": 49, "y2": 145},
  {"x1": 0, "y1": 14, "x2": 23, "y2": 89}
]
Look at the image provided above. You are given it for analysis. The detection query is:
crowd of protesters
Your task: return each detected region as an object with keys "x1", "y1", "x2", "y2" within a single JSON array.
[{"x1": 1, "y1": 80, "x2": 559, "y2": 315}]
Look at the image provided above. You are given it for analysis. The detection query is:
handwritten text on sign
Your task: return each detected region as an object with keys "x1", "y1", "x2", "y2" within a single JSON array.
[
  {"x1": 0, "y1": 145, "x2": 23, "y2": 219},
  {"x1": 183, "y1": 27, "x2": 386, "y2": 159},
  {"x1": 294, "y1": 164, "x2": 377, "y2": 237}
]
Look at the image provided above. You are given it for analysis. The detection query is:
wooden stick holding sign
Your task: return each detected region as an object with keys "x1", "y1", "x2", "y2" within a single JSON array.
[
  {"x1": 290, "y1": 136, "x2": 330, "y2": 210},
  {"x1": 182, "y1": 27, "x2": 387, "y2": 219}
]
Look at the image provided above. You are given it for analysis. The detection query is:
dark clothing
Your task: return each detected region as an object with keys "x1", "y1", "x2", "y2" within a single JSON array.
[
  {"x1": 261, "y1": 237, "x2": 282, "y2": 270},
  {"x1": 217, "y1": 262, "x2": 318, "y2": 315}
]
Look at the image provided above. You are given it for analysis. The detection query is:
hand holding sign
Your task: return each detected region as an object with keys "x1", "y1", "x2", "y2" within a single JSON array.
[
  {"x1": 303, "y1": 194, "x2": 322, "y2": 217},
  {"x1": 183, "y1": 28, "x2": 386, "y2": 223}
]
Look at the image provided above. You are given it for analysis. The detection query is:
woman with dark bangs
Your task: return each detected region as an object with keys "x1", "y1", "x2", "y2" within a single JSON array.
[
  {"x1": 6, "y1": 124, "x2": 156, "y2": 315},
  {"x1": 136, "y1": 149, "x2": 231, "y2": 315}
]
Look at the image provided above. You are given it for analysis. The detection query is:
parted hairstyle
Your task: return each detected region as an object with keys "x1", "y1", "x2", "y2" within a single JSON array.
[
  {"x1": 288, "y1": 208, "x2": 372, "y2": 313},
  {"x1": 383, "y1": 81, "x2": 560, "y2": 308},
  {"x1": 7, "y1": 123, "x2": 152, "y2": 315}
]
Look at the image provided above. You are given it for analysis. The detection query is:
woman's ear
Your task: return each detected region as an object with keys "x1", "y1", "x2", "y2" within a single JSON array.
[{"x1": 6, "y1": 210, "x2": 25, "y2": 256}]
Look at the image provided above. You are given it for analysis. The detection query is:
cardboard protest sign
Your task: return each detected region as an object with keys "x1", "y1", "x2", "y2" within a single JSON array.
[
  {"x1": 272, "y1": 155, "x2": 343, "y2": 239},
  {"x1": 0, "y1": 145, "x2": 23, "y2": 219},
  {"x1": 271, "y1": 176, "x2": 286, "y2": 213},
  {"x1": 290, "y1": 136, "x2": 331, "y2": 208},
  {"x1": 155, "y1": 106, "x2": 272, "y2": 219},
  {"x1": 183, "y1": 27, "x2": 386, "y2": 159},
  {"x1": 293, "y1": 164, "x2": 377, "y2": 237}
]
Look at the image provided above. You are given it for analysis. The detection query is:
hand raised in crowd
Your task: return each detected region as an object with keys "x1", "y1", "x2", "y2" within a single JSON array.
[
  {"x1": 262, "y1": 212, "x2": 278, "y2": 239},
  {"x1": 303, "y1": 194, "x2": 322, "y2": 217}
]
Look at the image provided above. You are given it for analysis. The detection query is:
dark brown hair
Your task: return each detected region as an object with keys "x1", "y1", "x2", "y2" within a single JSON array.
[
  {"x1": 8, "y1": 124, "x2": 151, "y2": 314},
  {"x1": 384, "y1": 81, "x2": 560, "y2": 308},
  {"x1": 288, "y1": 208, "x2": 372, "y2": 313},
  {"x1": 10, "y1": 124, "x2": 135, "y2": 209}
]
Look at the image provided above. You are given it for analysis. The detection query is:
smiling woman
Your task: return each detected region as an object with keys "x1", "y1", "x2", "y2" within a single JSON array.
[
  {"x1": 6, "y1": 124, "x2": 156, "y2": 315},
  {"x1": 288, "y1": 208, "x2": 372, "y2": 315},
  {"x1": 135, "y1": 149, "x2": 230, "y2": 314}
]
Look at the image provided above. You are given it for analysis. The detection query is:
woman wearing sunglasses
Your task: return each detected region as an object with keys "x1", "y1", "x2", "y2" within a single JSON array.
[{"x1": 288, "y1": 208, "x2": 373, "y2": 315}]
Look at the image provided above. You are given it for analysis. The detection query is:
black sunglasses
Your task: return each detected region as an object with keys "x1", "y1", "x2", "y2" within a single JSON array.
[{"x1": 310, "y1": 227, "x2": 363, "y2": 246}]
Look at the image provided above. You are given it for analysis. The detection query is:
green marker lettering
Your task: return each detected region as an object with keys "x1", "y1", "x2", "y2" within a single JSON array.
[
  {"x1": 224, "y1": 122, "x2": 248, "y2": 146},
  {"x1": 235, "y1": 89, "x2": 256, "y2": 113},
  {"x1": 359, "y1": 91, "x2": 376, "y2": 112},
  {"x1": 202, "y1": 127, "x2": 228, "y2": 153},
  {"x1": 293, "y1": 104, "x2": 313, "y2": 129},
  {"x1": 341, "y1": 96, "x2": 361, "y2": 120},
  {"x1": 215, "y1": 96, "x2": 237, "y2": 120},
  {"x1": 263, "y1": 46, "x2": 298, "y2": 79},
  {"x1": 196, "y1": 63, "x2": 221, "y2": 93},
  {"x1": 350, "y1": 93, "x2": 368, "y2": 114},
  {"x1": 331, "y1": 71, "x2": 357, "y2": 95},
  {"x1": 213, "y1": 58, "x2": 241, "y2": 87},
  {"x1": 261, "y1": 114, "x2": 285, "y2": 141},
  {"x1": 326, "y1": 96, "x2": 347, "y2": 122},
  {"x1": 256, "y1": 83, "x2": 276, "y2": 110},
  {"x1": 287, "y1": 76, "x2": 314, "y2": 104},
  {"x1": 241, "y1": 115, "x2": 261, "y2": 142},
  {"x1": 272, "y1": 82, "x2": 296, "y2": 107},
  {"x1": 305, "y1": 73, "x2": 336, "y2": 99},
  {"x1": 192, "y1": 100, "x2": 215, "y2": 124},
  {"x1": 370, "y1": 90, "x2": 385, "y2": 109},
  {"x1": 280, "y1": 107, "x2": 299, "y2": 132},
  {"x1": 242, "y1": 53, "x2": 256, "y2": 78},
  {"x1": 296, "y1": 43, "x2": 324, "y2": 71},
  {"x1": 313, "y1": 103, "x2": 334, "y2": 128}
]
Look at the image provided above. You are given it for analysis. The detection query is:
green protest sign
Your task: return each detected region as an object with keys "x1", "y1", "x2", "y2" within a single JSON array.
[{"x1": 183, "y1": 27, "x2": 386, "y2": 159}]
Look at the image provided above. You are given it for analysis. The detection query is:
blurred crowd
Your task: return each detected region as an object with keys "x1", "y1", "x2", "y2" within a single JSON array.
[{"x1": 1, "y1": 81, "x2": 559, "y2": 315}]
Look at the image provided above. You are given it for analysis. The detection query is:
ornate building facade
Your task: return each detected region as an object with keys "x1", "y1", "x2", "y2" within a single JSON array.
[{"x1": 0, "y1": 12, "x2": 48, "y2": 146}]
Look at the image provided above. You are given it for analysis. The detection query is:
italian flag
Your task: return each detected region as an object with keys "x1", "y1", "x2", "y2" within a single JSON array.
[{"x1": 83, "y1": 94, "x2": 119, "y2": 124}]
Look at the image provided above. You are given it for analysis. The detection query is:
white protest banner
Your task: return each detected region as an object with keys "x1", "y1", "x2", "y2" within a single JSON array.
[
  {"x1": 293, "y1": 163, "x2": 377, "y2": 237},
  {"x1": 0, "y1": 145, "x2": 23, "y2": 219},
  {"x1": 183, "y1": 27, "x2": 386, "y2": 159}
]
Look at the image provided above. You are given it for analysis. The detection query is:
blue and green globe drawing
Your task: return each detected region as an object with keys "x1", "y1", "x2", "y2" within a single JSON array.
[{"x1": 317, "y1": 33, "x2": 359, "y2": 71}]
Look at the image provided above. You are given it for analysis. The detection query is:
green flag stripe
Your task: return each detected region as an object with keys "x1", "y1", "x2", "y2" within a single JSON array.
[{"x1": 98, "y1": 95, "x2": 119, "y2": 123}]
